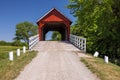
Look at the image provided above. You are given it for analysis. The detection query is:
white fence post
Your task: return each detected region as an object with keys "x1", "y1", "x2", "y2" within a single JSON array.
[
  {"x1": 94, "y1": 51, "x2": 99, "y2": 57},
  {"x1": 23, "y1": 46, "x2": 26, "y2": 53},
  {"x1": 104, "y1": 56, "x2": 109, "y2": 64},
  {"x1": 70, "y1": 34, "x2": 86, "y2": 52},
  {"x1": 83, "y1": 38, "x2": 86, "y2": 52},
  {"x1": 17, "y1": 49, "x2": 20, "y2": 56},
  {"x1": 9, "y1": 51, "x2": 13, "y2": 61}
]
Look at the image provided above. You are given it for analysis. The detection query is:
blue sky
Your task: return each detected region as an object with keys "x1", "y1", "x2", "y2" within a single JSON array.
[{"x1": 0, "y1": 0, "x2": 76, "y2": 42}]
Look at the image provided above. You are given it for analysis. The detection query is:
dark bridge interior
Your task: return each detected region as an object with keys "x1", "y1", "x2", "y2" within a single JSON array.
[{"x1": 42, "y1": 22, "x2": 67, "y2": 41}]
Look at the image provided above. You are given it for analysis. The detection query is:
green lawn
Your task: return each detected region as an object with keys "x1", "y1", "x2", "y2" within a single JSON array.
[
  {"x1": 81, "y1": 57, "x2": 120, "y2": 80},
  {"x1": 0, "y1": 46, "x2": 37, "y2": 80},
  {"x1": 0, "y1": 46, "x2": 23, "y2": 59}
]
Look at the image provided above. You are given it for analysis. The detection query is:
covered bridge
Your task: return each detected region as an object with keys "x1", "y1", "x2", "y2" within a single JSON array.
[{"x1": 36, "y1": 8, "x2": 72, "y2": 41}]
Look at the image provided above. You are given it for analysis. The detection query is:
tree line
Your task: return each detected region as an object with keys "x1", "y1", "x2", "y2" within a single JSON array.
[
  {"x1": 0, "y1": 40, "x2": 27, "y2": 46},
  {"x1": 67, "y1": 0, "x2": 120, "y2": 65}
]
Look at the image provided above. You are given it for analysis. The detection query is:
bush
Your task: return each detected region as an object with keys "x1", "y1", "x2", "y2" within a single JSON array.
[
  {"x1": 0, "y1": 40, "x2": 27, "y2": 47},
  {"x1": 0, "y1": 41, "x2": 12, "y2": 46},
  {"x1": 11, "y1": 41, "x2": 27, "y2": 46}
]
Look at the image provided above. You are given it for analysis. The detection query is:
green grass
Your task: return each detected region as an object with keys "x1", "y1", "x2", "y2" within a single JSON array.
[
  {"x1": 0, "y1": 46, "x2": 37, "y2": 80},
  {"x1": 81, "y1": 57, "x2": 120, "y2": 80},
  {"x1": 0, "y1": 46, "x2": 22, "y2": 59}
]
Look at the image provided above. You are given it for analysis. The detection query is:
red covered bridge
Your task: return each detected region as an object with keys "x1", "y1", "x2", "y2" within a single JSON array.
[
  {"x1": 28, "y1": 8, "x2": 86, "y2": 52},
  {"x1": 36, "y1": 8, "x2": 72, "y2": 41}
]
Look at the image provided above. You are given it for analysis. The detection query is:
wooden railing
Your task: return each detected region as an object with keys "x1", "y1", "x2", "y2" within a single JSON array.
[
  {"x1": 70, "y1": 34, "x2": 86, "y2": 52},
  {"x1": 28, "y1": 34, "x2": 86, "y2": 52},
  {"x1": 28, "y1": 34, "x2": 39, "y2": 50}
]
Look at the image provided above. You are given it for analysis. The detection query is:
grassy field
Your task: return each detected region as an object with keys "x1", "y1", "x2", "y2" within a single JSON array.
[
  {"x1": 0, "y1": 46, "x2": 37, "y2": 80},
  {"x1": 81, "y1": 57, "x2": 120, "y2": 80},
  {"x1": 0, "y1": 46, "x2": 22, "y2": 59}
]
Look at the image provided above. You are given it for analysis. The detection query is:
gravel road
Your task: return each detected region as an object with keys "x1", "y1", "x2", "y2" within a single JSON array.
[{"x1": 15, "y1": 41, "x2": 99, "y2": 80}]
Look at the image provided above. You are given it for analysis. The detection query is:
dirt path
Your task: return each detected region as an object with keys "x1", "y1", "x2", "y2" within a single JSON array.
[{"x1": 15, "y1": 41, "x2": 99, "y2": 80}]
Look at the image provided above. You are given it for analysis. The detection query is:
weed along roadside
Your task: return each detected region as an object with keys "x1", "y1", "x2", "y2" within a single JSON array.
[
  {"x1": 0, "y1": 46, "x2": 37, "y2": 80},
  {"x1": 81, "y1": 57, "x2": 120, "y2": 80}
]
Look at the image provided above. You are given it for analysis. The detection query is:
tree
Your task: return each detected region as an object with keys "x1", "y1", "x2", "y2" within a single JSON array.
[
  {"x1": 68, "y1": 0, "x2": 120, "y2": 65},
  {"x1": 51, "y1": 31, "x2": 61, "y2": 41},
  {"x1": 14, "y1": 21, "x2": 38, "y2": 44}
]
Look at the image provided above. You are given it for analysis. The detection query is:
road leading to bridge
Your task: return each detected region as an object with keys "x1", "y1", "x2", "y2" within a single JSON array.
[{"x1": 15, "y1": 41, "x2": 99, "y2": 80}]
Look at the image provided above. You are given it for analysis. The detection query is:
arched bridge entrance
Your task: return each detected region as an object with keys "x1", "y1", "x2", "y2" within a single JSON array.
[{"x1": 37, "y1": 8, "x2": 72, "y2": 41}]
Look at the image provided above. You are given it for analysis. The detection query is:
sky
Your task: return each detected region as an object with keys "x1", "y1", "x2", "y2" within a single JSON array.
[{"x1": 0, "y1": 0, "x2": 76, "y2": 42}]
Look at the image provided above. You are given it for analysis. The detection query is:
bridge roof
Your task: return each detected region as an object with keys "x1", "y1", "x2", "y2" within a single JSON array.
[{"x1": 36, "y1": 8, "x2": 72, "y2": 24}]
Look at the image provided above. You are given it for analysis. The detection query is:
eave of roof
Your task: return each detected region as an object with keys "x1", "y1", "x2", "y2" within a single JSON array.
[{"x1": 36, "y1": 8, "x2": 72, "y2": 24}]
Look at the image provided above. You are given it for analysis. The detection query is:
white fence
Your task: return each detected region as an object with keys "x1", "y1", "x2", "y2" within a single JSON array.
[
  {"x1": 29, "y1": 34, "x2": 39, "y2": 50},
  {"x1": 70, "y1": 34, "x2": 86, "y2": 52}
]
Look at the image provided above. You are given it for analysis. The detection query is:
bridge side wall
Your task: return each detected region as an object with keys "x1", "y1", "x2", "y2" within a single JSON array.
[{"x1": 70, "y1": 34, "x2": 86, "y2": 52}]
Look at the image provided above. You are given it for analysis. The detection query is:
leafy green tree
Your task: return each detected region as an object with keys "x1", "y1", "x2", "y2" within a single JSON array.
[
  {"x1": 52, "y1": 31, "x2": 61, "y2": 41},
  {"x1": 68, "y1": 0, "x2": 120, "y2": 64},
  {"x1": 14, "y1": 21, "x2": 38, "y2": 44}
]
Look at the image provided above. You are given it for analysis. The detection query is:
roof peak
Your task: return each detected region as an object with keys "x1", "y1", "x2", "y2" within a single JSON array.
[{"x1": 36, "y1": 8, "x2": 72, "y2": 24}]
